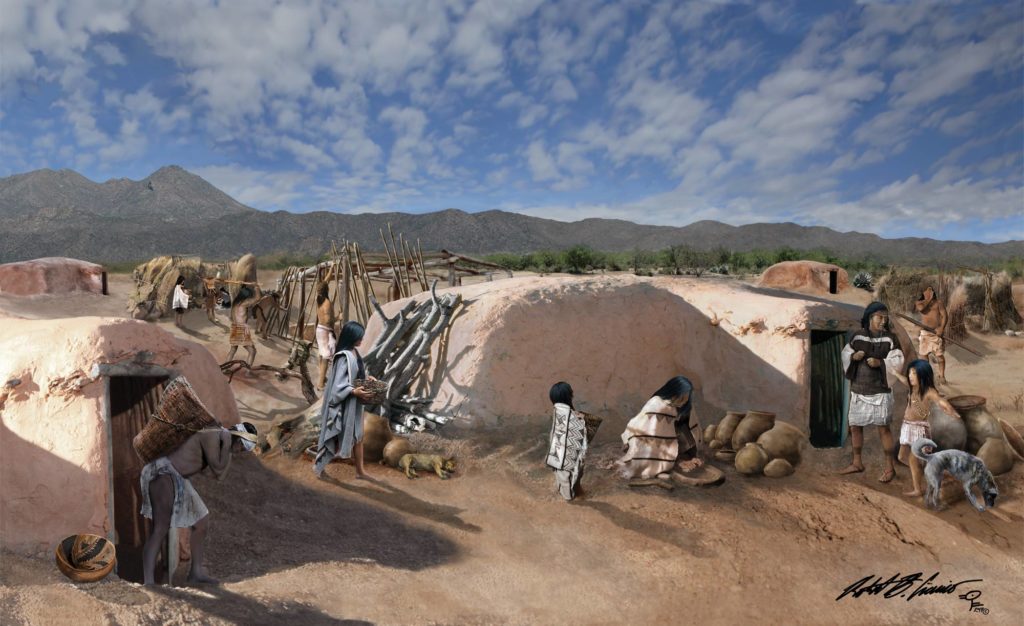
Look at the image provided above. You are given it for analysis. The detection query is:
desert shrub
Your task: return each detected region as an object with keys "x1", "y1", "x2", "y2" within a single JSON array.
[{"x1": 563, "y1": 245, "x2": 596, "y2": 274}]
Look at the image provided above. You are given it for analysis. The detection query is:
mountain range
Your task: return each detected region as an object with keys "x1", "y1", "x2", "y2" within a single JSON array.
[{"x1": 1, "y1": 166, "x2": 1020, "y2": 265}]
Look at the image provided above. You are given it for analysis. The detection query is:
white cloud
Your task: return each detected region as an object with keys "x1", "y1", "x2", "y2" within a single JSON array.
[
  {"x1": 92, "y1": 41, "x2": 126, "y2": 65},
  {"x1": 193, "y1": 164, "x2": 311, "y2": 209}
]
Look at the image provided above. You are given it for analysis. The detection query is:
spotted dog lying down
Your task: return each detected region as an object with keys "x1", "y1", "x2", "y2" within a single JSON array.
[
  {"x1": 911, "y1": 438, "x2": 998, "y2": 512},
  {"x1": 399, "y1": 454, "x2": 456, "y2": 479}
]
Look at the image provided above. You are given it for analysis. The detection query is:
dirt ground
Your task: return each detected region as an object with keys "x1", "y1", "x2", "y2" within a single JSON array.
[{"x1": 2, "y1": 272, "x2": 1023, "y2": 625}]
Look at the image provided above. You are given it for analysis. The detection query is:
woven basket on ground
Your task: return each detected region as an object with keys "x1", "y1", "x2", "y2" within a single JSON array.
[
  {"x1": 578, "y1": 412, "x2": 604, "y2": 444},
  {"x1": 354, "y1": 378, "x2": 388, "y2": 405},
  {"x1": 133, "y1": 377, "x2": 219, "y2": 464},
  {"x1": 55, "y1": 534, "x2": 116, "y2": 583}
]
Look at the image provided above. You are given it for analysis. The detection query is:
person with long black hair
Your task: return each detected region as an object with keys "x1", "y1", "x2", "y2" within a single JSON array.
[
  {"x1": 545, "y1": 381, "x2": 588, "y2": 501},
  {"x1": 617, "y1": 376, "x2": 700, "y2": 481},
  {"x1": 891, "y1": 359, "x2": 961, "y2": 498},
  {"x1": 172, "y1": 275, "x2": 191, "y2": 329},
  {"x1": 314, "y1": 321, "x2": 375, "y2": 479},
  {"x1": 838, "y1": 302, "x2": 905, "y2": 483}
]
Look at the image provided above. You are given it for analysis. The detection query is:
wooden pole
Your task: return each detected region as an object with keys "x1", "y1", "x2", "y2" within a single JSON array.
[
  {"x1": 341, "y1": 242, "x2": 351, "y2": 323},
  {"x1": 417, "y1": 240, "x2": 428, "y2": 288},
  {"x1": 891, "y1": 311, "x2": 984, "y2": 357},
  {"x1": 399, "y1": 234, "x2": 413, "y2": 295},
  {"x1": 388, "y1": 223, "x2": 409, "y2": 298},
  {"x1": 355, "y1": 244, "x2": 373, "y2": 323},
  {"x1": 404, "y1": 238, "x2": 423, "y2": 291},
  {"x1": 379, "y1": 228, "x2": 403, "y2": 297}
]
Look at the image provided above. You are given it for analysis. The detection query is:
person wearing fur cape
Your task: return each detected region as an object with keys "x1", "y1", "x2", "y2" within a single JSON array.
[{"x1": 617, "y1": 376, "x2": 701, "y2": 480}]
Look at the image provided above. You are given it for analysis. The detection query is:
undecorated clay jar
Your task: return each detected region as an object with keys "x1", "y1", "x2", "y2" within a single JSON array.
[
  {"x1": 734, "y1": 442, "x2": 770, "y2": 475},
  {"x1": 731, "y1": 410, "x2": 776, "y2": 450},
  {"x1": 763, "y1": 458, "x2": 794, "y2": 478}
]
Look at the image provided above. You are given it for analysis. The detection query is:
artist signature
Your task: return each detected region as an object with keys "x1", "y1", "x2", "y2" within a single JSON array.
[{"x1": 836, "y1": 573, "x2": 989, "y2": 614}]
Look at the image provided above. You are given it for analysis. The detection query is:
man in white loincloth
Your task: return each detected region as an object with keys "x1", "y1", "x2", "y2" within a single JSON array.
[
  {"x1": 139, "y1": 422, "x2": 257, "y2": 585},
  {"x1": 314, "y1": 281, "x2": 337, "y2": 390}
]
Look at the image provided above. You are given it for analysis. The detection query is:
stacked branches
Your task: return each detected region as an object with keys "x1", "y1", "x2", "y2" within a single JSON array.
[{"x1": 363, "y1": 280, "x2": 464, "y2": 434}]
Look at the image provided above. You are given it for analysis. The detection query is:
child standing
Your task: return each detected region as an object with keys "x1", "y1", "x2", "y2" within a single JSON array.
[
  {"x1": 893, "y1": 359, "x2": 961, "y2": 498},
  {"x1": 546, "y1": 382, "x2": 588, "y2": 501}
]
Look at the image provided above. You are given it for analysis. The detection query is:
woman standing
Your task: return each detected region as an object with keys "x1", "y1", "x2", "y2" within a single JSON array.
[
  {"x1": 314, "y1": 321, "x2": 375, "y2": 479},
  {"x1": 618, "y1": 376, "x2": 698, "y2": 480},
  {"x1": 546, "y1": 382, "x2": 588, "y2": 501},
  {"x1": 172, "y1": 276, "x2": 191, "y2": 329},
  {"x1": 892, "y1": 359, "x2": 961, "y2": 498}
]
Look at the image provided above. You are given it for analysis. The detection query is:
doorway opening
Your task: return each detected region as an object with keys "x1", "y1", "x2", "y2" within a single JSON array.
[
  {"x1": 809, "y1": 330, "x2": 848, "y2": 448},
  {"x1": 109, "y1": 376, "x2": 166, "y2": 583}
]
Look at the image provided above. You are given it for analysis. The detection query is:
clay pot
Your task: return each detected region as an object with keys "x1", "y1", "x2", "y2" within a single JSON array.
[
  {"x1": 715, "y1": 411, "x2": 745, "y2": 448},
  {"x1": 708, "y1": 439, "x2": 724, "y2": 450},
  {"x1": 756, "y1": 422, "x2": 805, "y2": 466},
  {"x1": 950, "y1": 396, "x2": 1002, "y2": 453},
  {"x1": 763, "y1": 458, "x2": 794, "y2": 478},
  {"x1": 731, "y1": 410, "x2": 776, "y2": 450},
  {"x1": 703, "y1": 424, "x2": 717, "y2": 443},
  {"x1": 381, "y1": 437, "x2": 415, "y2": 468},
  {"x1": 735, "y1": 443, "x2": 770, "y2": 475},
  {"x1": 999, "y1": 419, "x2": 1024, "y2": 461},
  {"x1": 977, "y1": 436, "x2": 1015, "y2": 475},
  {"x1": 928, "y1": 405, "x2": 967, "y2": 451},
  {"x1": 361, "y1": 412, "x2": 394, "y2": 463}
]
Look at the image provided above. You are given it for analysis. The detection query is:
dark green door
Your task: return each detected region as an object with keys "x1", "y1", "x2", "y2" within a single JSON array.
[{"x1": 809, "y1": 331, "x2": 848, "y2": 448}]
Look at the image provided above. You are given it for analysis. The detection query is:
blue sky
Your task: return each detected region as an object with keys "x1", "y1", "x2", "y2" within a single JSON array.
[{"x1": 1, "y1": 0, "x2": 1022, "y2": 242}]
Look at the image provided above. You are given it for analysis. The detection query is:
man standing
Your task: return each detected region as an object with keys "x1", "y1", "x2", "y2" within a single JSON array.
[
  {"x1": 915, "y1": 286, "x2": 948, "y2": 385},
  {"x1": 838, "y1": 302, "x2": 905, "y2": 483},
  {"x1": 314, "y1": 281, "x2": 336, "y2": 391}
]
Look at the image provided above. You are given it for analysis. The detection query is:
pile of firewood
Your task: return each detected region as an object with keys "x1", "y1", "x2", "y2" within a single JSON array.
[{"x1": 363, "y1": 280, "x2": 463, "y2": 433}]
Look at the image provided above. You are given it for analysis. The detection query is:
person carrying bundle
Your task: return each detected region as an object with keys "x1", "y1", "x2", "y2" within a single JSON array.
[
  {"x1": 226, "y1": 285, "x2": 259, "y2": 366},
  {"x1": 139, "y1": 421, "x2": 257, "y2": 585}
]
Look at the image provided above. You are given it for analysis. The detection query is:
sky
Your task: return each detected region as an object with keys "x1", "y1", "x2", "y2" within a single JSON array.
[{"x1": 1, "y1": 0, "x2": 1022, "y2": 243}]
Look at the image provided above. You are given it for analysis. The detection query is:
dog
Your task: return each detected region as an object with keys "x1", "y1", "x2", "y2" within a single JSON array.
[
  {"x1": 398, "y1": 454, "x2": 455, "y2": 479},
  {"x1": 911, "y1": 438, "x2": 998, "y2": 512}
]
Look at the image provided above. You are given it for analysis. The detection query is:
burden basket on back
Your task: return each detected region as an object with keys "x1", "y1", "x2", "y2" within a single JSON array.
[
  {"x1": 133, "y1": 377, "x2": 219, "y2": 463},
  {"x1": 579, "y1": 412, "x2": 604, "y2": 444}
]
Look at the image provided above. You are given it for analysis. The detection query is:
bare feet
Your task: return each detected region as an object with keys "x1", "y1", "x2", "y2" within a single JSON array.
[
  {"x1": 186, "y1": 572, "x2": 220, "y2": 585},
  {"x1": 837, "y1": 463, "x2": 865, "y2": 475},
  {"x1": 355, "y1": 472, "x2": 369, "y2": 480},
  {"x1": 903, "y1": 489, "x2": 924, "y2": 497},
  {"x1": 878, "y1": 468, "x2": 896, "y2": 483}
]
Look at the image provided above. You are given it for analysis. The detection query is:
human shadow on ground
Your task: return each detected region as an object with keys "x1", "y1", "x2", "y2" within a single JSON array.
[
  {"x1": 190, "y1": 455, "x2": 459, "y2": 581},
  {"x1": 150, "y1": 584, "x2": 371, "y2": 626},
  {"x1": 325, "y1": 474, "x2": 482, "y2": 534},
  {"x1": 577, "y1": 499, "x2": 713, "y2": 558}
]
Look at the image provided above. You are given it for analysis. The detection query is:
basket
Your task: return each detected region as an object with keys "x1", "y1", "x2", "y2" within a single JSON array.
[
  {"x1": 579, "y1": 412, "x2": 604, "y2": 444},
  {"x1": 354, "y1": 378, "x2": 388, "y2": 404},
  {"x1": 133, "y1": 377, "x2": 219, "y2": 464},
  {"x1": 55, "y1": 534, "x2": 116, "y2": 583}
]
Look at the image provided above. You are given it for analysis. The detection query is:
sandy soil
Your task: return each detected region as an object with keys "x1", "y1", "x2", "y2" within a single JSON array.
[{"x1": 2, "y1": 273, "x2": 1023, "y2": 625}]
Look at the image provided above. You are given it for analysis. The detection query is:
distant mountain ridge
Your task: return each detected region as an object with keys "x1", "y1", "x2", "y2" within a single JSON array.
[{"x1": 0, "y1": 166, "x2": 1021, "y2": 264}]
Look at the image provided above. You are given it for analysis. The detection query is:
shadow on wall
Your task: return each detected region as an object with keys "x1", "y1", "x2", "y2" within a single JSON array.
[
  {"x1": 474, "y1": 281, "x2": 808, "y2": 438},
  {"x1": 0, "y1": 420, "x2": 101, "y2": 553}
]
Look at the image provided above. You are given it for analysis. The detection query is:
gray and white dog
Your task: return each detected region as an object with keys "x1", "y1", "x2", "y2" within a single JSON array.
[{"x1": 911, "y1": 438, "x2": 998, "y2": 512}]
